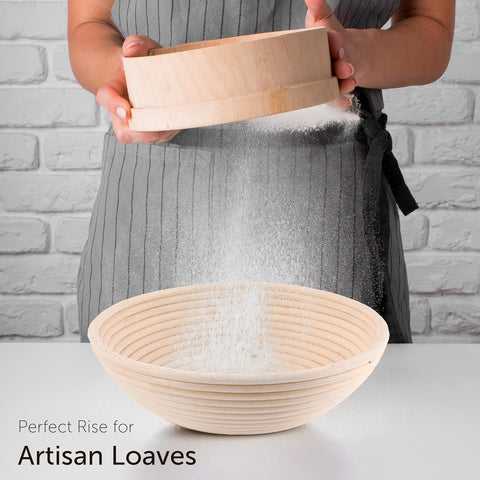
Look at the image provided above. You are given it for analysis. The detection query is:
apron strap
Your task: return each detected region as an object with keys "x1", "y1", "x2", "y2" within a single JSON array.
[{"x1": 360, "y1": 112, "x2": 418, "y2": 216}]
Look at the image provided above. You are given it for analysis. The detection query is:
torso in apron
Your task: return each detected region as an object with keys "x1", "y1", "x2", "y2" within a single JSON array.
[
  {"x1": 78, "y1": 0, "x2": 411, "y2": 343},
  {"x1": 111, "y1": 0, "x2": 398, "y2": 41}
]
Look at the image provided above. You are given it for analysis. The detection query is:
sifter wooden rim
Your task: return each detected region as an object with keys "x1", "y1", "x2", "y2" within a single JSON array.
[
  {"x1": 123, "y1": 27, "x2": 339, "y2": 130},
  {"x1": 146, "y1": 27, "x2": 328, "y2": 57}
]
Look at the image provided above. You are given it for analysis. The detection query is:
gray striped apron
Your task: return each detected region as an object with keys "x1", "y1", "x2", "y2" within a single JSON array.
[{"x1": 78, "y1": 0, "x2": 415, "y2": 343}]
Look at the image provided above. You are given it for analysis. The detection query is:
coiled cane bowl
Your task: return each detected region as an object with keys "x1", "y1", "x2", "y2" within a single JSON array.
[{"x1": 88, "y1": 282, "x2": 389, "y2": 435}]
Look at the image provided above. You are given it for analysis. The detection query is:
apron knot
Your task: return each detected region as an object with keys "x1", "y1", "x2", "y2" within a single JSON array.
[{"x1": 359, "y1": 112, "x2": 418, "y2": 216}]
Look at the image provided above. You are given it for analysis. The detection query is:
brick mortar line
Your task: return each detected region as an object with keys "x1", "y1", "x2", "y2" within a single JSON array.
[
  {"x1": 402, "y1": 165, "x2": 480, "y2": 170},
  {"x1": 405, "y1": 248, "x2": 480, "y2": 253},
  {"x1": 386, "y1": 120, "x2": 476, "y2": 127},
  {"x1": 410, "y1": 293, "x2": 480, "y2": 298},
  {"x1": 0, "y1": 336, "x2": 81, "y2": 343},
  {"x1": 417, "y1": 208, "x2": 480, "y2": 213},
  {"x1": 412, "y1": 335, "x2": 480, "y2": 343},
  {"x1": 405, "y1": 166, "x2": 480, "y2": 169},
  {"x1": 390, "y1": 122, "x2": 478, "y2": 127},
  {"x1": 0, "y1": 84, "x2": 87, "y2": 90},
  {"x1": 0, "y1": 209, "x2": 94, "y2": 215},
  {"x1": 408, "y1": 292, "x2": 480, "y2": 297},
  {"x1": 0, "y1": 170, "x2": 100, "y2": 176},
  {"x1": 0, "y1": 1, "x2": 66, "y2": 2},
  {"x1": 0, "y1": 252, "x2": 80, "y2": 258},
  {"x1": 407, "y1": 123, "x2": 480, "y2": 130},
  {"x1": 400, "y1": 165, "x2": 480, "y2": 172},
  {"x1": 6, "y1": 167, "x2": 103, "y2": 172},
  {"x1": 451, "y1": 40, "x2": 480, "y2": 45},
  {"x1": 0, "y1": 40, "x2": 67, "y2": 44},
  {"x1": 0, "y1": 211, "x2": 91, "y2": 218},
  {"x1": 0, "y1": 125, "x2": 110, "y2": 134},
  {"x1": 405, "y1": 250, "x2": 480, "y2": 258},
  {"x1": 0, "y1": 293, "x2": 77, "y2": 300},
  {"x1": 440, "y1": 81, "x2": 480, "y2": 87}
]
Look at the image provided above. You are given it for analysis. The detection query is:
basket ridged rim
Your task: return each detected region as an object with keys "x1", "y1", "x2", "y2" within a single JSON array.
[{"x1": 88, "y1": 282, "x2": 389, "y2": 385}]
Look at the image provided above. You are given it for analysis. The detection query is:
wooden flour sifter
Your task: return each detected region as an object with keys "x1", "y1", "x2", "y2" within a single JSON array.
[{"x1": 122, "y1": 27, "x2": 339, "y2": 131}]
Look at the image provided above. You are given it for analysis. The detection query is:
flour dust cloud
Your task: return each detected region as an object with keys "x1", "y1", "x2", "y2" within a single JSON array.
[{"x1": 169, "y1": 102, "x2": 365, "y2": 374}]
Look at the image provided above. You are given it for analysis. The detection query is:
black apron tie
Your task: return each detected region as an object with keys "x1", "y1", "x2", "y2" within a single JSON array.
[{"x1": 359, "y1": 112, "x2": 418, "y2": 216}]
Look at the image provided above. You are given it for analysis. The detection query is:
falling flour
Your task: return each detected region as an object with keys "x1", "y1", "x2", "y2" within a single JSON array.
[
  {"x1": 169, "y1": 102, "x2": 364, "y2": 374},
  {"x1": 247, "y1": 101, "x2": 360, "y2": 133},
  {"x1": 171, "y1": 284, "x2": 284, "y2": 373}
]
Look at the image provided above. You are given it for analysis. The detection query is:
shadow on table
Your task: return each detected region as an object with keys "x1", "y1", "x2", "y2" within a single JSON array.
[{"x1": 119, "y1": 422, "x2": 359, "y2": 480}]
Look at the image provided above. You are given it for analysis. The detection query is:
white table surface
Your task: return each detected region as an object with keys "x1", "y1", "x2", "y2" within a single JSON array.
[{"x1": 1, "y1": 343, "x2": 479, "y2": 480}]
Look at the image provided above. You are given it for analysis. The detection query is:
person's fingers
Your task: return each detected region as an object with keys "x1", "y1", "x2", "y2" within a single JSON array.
[
  {"x1": 112, "y1": 115, "x2": 180, "y2": 145},
  {"x1": 123, "y1": 34, "x2": 162, "y2": 57},
  {"x1": 305, "y1": 1, "x2": 356, "y2": 92},
  {"x1": 116, "y1": 129, "x2": 181, "y2": 145},
  {"x1": 153, "y1": 130, "x2": 181, "y2": 143},
  {"x1": 326, "y1": 29, "x2": 345, "y2": 62},
  {"x1": 333, "y1": 59, "x2": 355, "y2": 80},
  {"x1": 305, "y1": 0, "x2": 344, "y2": 31},
  {"x1": 140, "y1": 129, "x2": 180, "y2": 144},
  {"x1": 97, "y1": 34, "x2": 180, "y2": 145},
  {"x1": 331, "y1": 94, "x2": 353, "y2": 111},
  {"x1": 304, "y1": 0, "x2": 334, "y2": 22},
  {"x1": 338, "y1": 77, "x2": 357, "y2": 94},
  {"x1": 96, "y1": 76, "x2": 131, "y2": 122}
]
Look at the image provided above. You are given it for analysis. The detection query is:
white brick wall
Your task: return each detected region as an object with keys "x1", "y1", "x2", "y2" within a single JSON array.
[
  {"x1": 0, "y1": 1, "x2": 479, "y2": 342},
  {"x1": 390, "y1": 0, "x2": 480, "y2": 343},
  {"x1": 0, "y1": 133, "x2": 39, "y2": 169},
  {"x1": 0, "y1": 0, "x2": 104, "y2": 342}
]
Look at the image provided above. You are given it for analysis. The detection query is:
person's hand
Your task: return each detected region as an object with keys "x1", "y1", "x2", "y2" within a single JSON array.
[
  {"x1": 305, "y1": 0, "x2": 357, "y2": 99},
  {"x1": 96, "y1": 35, "x2": 180, "y2": 144}
]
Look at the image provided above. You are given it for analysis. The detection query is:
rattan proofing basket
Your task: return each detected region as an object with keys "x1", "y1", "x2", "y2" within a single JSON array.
[{"x1": 88, "y1": 283, "x2": 389, "y2": 435}]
